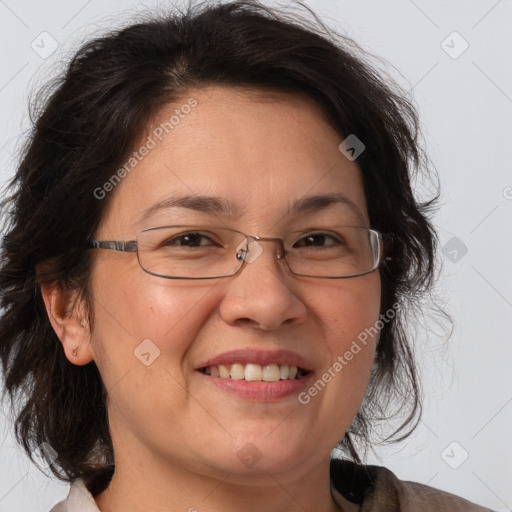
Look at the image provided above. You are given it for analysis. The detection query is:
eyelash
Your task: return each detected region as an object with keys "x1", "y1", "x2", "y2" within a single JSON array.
[{"x1": 165, "y1": 231, "x2": 344, "y2": 248}]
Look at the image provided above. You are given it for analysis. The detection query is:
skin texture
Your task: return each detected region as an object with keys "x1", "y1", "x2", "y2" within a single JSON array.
[{"x1": 42, "y1": 85, "x2": 382, "y2": 512}]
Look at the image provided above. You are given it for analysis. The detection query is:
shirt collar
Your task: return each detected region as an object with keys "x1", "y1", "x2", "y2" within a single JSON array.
[{"x1": 57, "y1": 478, "x2": 101, "y2": 512}]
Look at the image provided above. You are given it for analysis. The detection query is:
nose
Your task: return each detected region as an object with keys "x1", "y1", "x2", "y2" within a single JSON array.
[{"x1": 218, "y1": 236, "x2": 307, "y2": 330}]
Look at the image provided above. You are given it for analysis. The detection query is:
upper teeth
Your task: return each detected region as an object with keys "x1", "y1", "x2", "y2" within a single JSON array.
[{"x1": 202, "y1": 363, "x2": 303, "y2": 381}]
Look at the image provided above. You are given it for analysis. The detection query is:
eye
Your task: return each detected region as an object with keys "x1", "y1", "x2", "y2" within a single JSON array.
[
  {"x1": 293, "y1": 232, "x2": 345, "y2": 248},
  {"x1": 162, "y1": 232, "x2": 219, "y2": 248}
]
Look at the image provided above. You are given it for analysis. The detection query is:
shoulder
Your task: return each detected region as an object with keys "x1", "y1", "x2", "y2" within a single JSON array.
[
  {"x1": 396, "y1": 479, "x2": 495, "y2": 512},
  {"x1": 329, "y1": 457, "x2": 495, "y2": 511}
]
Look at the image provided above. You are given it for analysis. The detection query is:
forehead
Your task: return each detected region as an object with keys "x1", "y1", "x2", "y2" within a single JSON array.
[{"x1": 99, "y1": 85, "x2": 369, "y2": 235}]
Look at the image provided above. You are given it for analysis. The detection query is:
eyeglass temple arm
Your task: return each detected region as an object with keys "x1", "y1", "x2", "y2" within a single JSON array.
[{"x1": 86, "y1": 240, "x2": 138, "y2": 253}]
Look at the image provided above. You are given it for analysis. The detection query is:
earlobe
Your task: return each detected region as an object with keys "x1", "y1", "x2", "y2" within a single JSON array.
[{"x1": 40, "y1": 283, "x2": 94, "y2": 366}]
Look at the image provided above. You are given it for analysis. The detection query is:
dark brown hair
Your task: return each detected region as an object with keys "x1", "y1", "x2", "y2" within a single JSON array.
[{"x1": 0, "y1": 0, "x2": 449, "y2": 484}]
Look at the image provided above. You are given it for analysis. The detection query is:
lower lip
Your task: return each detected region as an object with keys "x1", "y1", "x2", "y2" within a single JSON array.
[{"x1": 196, "y1": 371, "x2": 312, "y2": 401}]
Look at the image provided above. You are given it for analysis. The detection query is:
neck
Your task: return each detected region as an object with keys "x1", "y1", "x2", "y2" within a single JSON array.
[{"x1": 93, "y1": 446, "x2": 347, "y2": 512}]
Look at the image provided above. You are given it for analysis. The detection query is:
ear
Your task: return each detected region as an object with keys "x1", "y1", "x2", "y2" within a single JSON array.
[{"x1": 40, "y1": 282, "x2": 94, "y2": 366}]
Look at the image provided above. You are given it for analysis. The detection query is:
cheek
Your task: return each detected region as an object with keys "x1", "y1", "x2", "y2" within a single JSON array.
[
  {"x1": 88, "y1": 260, "x2": 213, "y2": 382},
  {"x1": 316, "y1": 271, "x2": 381, "y2": 350},
  {"x1": 306, "y1": 273, "x2": 380, "y2": 410},
  {"x1": 88, "y1": 265, "x2": 213, "y2": 436}
]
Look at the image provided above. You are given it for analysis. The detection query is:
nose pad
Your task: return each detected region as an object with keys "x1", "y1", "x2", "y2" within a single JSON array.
[
  {"x1": 235, "y1": 237, "x2": 284, "y2": 265},
  {"x1": 235, "y1": 237, "x2": 263, "y2": 264}
]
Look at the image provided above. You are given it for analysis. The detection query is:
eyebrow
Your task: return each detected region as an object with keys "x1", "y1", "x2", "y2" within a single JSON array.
[{"x1": 137, "y1": 192, "x2": 366, "y2": 225}]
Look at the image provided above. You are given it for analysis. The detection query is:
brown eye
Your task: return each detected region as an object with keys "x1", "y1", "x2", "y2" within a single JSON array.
[
  {"x1": 293, "y1": 232, "x2": 345, "y2": 248},
  {"x1": 162, "y1": 232, "x2": 213, "y2": 247}
]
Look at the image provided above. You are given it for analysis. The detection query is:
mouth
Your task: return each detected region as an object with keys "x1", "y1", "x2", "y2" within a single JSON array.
[
  {"x1": 198, "y1": 363, "x2": 310, "y2": 381},
  {"x1": 194, "y1": 349, "x2": 313, "y2": 401}
]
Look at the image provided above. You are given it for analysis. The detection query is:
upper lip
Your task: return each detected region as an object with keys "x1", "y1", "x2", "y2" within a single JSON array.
[{"x1": 195, "y1": 349, "x2": 313, "y2": 372}]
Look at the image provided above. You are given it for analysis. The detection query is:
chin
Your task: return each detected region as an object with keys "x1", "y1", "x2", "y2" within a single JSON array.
[
  {"x1": 206, "y1": 451, "x2": 310, "y2": 485},
  {"x1": 209, "y1": 432, "x2": 315, "y2": 478}
]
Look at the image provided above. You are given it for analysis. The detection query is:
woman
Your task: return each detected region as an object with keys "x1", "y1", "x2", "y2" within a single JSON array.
[{"x1": 0, "y1": 1, "x2": 494, "y2": 511}]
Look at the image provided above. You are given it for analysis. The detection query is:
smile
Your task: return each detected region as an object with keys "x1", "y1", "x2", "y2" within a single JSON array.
[{"x1": 198, "y1": 363, "x2": 309, "y2": 381}]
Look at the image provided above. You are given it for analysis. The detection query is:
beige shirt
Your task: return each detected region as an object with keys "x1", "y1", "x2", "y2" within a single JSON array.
[{"x1": 49, "y1": 458, "x2": 496, "y2": 512}]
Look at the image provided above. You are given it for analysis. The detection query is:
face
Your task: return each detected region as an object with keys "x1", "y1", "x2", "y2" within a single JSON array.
[{"x1": 83, "y1": 86, "x2": 381, "y2": 484}]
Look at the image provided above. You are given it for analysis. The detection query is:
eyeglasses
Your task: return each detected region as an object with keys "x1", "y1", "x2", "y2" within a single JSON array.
[{"x1": 86, "y1": 224, "x2": 389, "y2": 279}]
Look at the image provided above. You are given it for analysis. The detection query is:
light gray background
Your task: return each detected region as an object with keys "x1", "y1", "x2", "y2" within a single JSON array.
[{"x1": 0, "y1": 1, "x2": 511, "y2": 511}]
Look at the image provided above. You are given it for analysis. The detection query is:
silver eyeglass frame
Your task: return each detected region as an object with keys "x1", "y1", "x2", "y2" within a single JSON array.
[{"x1": 85, "y1": 225, "x2": 392, "y2": 280}]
